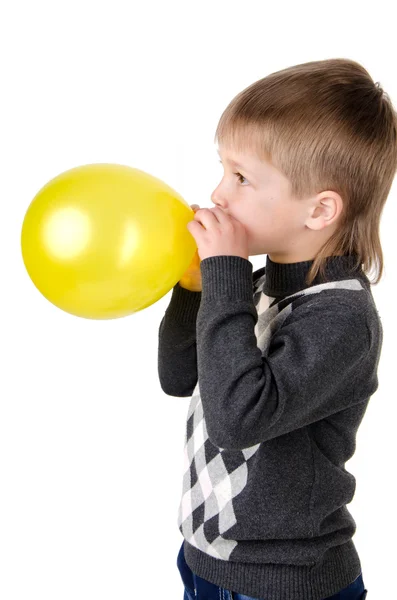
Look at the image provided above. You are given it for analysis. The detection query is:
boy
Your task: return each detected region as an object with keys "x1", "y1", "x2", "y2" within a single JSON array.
[{"x1": 158, "y1": 58, "x2": 396, "y2": 600}]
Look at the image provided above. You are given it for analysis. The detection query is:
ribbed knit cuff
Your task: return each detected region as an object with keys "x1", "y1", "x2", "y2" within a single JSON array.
[
  {"x1": 164, "y1": 282, "x2": 202, "y2": 324},
  {"x1": 164, "y1": 256, "x2": 253, "y2": 323},
  {"x1": 200, "y1": 255, "x2": 253, "y2": 301}
]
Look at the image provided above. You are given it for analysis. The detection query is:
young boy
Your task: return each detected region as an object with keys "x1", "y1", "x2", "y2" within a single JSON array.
[{"x1": 158, "y1": 58, "x2": 396, "y2": 600}]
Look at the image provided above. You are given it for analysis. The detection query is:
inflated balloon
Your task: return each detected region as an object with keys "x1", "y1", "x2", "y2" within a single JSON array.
[{"x1": 21, "y1": 163, "x2": 197, "y2": 319}]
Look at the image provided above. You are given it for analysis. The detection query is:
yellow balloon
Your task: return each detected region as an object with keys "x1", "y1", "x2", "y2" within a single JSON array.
[{"x1": 21, "y1": 163, "x2": 197, "y2": 319}]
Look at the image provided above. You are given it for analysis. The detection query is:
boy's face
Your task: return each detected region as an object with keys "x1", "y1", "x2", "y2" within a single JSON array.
[{"x1": 212, "y1": 144, "x2": 327, "y2": 263}]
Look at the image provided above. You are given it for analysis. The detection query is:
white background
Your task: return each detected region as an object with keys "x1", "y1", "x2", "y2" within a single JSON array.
[{"x1": 1, "y1": 1, "x2": 395, "y2": 598}]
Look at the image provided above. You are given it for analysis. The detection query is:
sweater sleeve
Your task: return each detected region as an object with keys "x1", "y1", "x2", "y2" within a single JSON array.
[
  {"x1": 157, "y1": 282, "x2": 202, "y2": 397},
  {"x1": 195, "y1": 255, "x2": 374, "y2": 450},
  {"x1": 157, "y1": 264, "x2": 265, "y2": 398}
]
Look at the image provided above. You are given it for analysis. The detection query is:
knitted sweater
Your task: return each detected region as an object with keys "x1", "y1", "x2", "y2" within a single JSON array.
[{"x1": 157, "y1": 254, "x2": 382, "y2": 600}]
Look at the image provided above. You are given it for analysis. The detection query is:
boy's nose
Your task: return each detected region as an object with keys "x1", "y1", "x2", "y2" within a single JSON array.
[{"x1": 211, "y1": 189, "x2": 228, "y2": 209}]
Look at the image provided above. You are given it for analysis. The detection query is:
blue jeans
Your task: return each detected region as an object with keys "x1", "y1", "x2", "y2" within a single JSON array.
[{"x1": 177, "y1": 541, "x2": 368, "y2": 600}]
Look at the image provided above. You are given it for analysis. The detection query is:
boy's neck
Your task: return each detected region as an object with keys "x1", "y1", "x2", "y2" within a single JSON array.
[{"x1": 263, "y1": 253, "x2": 366, "y2": 298}]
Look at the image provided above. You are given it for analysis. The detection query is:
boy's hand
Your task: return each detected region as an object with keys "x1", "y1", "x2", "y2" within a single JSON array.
[{"x1": 186, "y1": 207, "x2": 249, "y2": 262}]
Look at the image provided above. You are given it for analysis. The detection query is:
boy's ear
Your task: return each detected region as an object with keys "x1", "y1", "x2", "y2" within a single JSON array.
[{"x1": 306, "y1": 192, "x2": 343, "y2": 231}]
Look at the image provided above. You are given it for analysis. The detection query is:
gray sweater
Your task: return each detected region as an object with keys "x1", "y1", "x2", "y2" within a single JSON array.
[{"x1": 158, "y1": 254, "x2": 382, "y2": 600}]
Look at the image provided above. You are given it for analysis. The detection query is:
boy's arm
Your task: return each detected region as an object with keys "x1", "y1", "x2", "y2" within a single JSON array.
[
  {"x1": 196, "y1": 255, "x2": 381, "y2": 450},
  {"x1": 157, "y1": 265, "x2": 266, "y2": 398},
  {"x1": 157, "y1": 282, "x2": 202, "y2": 397}
]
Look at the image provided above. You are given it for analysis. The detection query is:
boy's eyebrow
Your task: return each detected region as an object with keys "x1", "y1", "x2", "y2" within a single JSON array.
[{"x1": 216, "y1": 149, "x2": 254, "y2": 175}]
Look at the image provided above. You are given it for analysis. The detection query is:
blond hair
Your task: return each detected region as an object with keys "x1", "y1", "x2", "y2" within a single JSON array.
[{"x1": 214, "y1": 58, "x2": 397, "y2": 286}]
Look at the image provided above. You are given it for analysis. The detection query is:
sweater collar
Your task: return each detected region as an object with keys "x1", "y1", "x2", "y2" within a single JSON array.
[{"x1": 263, "y1": 253, "x2": 369, "y2": 298}]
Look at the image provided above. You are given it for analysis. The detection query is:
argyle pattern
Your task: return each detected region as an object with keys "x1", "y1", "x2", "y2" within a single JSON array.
[{"x1": 177, "y1": 274, "x2": 365, "y2": 561}]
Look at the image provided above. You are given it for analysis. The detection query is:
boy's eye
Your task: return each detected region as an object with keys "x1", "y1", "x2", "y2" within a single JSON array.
[
  {"x1": 235, "y1": 172, "x2": 248, "y2": 184},
  {"x1": 218, "y1": 159, "x2": 248, "y2": 185}
]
